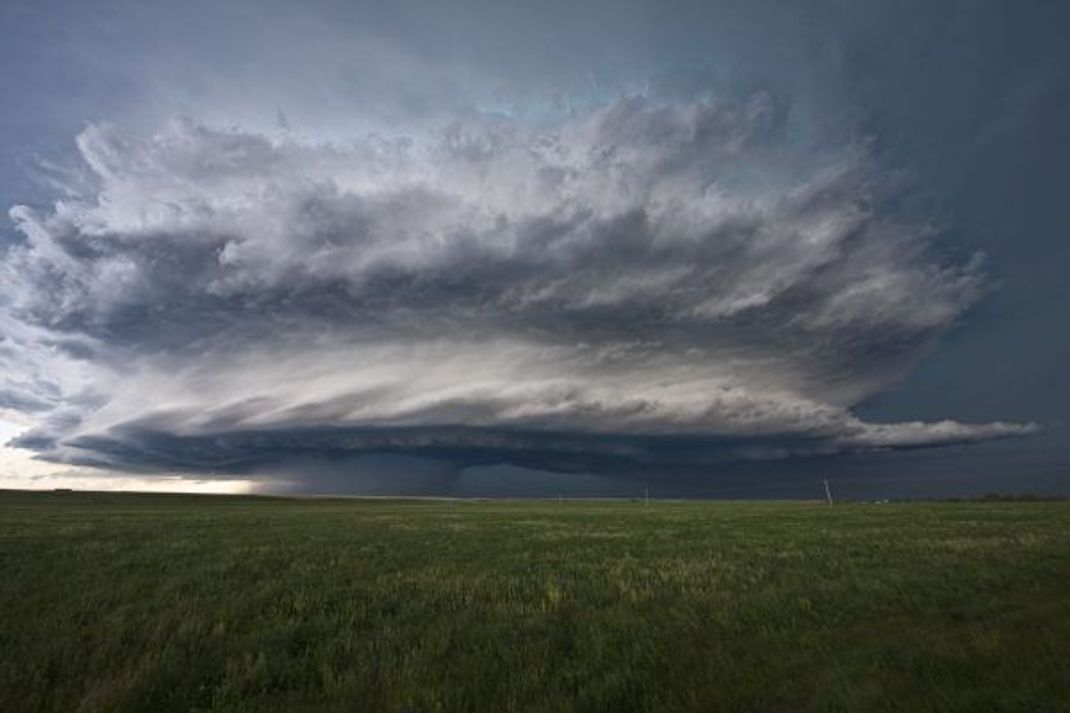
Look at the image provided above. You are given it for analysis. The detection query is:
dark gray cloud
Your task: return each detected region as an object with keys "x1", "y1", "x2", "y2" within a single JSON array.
[{"x1": 0, "y1": 91, "x2": 1034, "y2": 482}]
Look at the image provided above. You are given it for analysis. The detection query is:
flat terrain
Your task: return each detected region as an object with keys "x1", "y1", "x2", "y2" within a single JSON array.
[{"x1": 1, "y1": 491, "x2": 1067, "y2": 712}]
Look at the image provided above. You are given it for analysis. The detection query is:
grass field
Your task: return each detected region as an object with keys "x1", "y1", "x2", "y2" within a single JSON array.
[{"x1": 1, "y1": 491, "x2": 1067, "y2": 712}]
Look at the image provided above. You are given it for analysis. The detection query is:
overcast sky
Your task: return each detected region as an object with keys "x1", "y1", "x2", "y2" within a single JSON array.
[{"x1": 1, "y1": 0, "x2": 1067, "y2": 498}]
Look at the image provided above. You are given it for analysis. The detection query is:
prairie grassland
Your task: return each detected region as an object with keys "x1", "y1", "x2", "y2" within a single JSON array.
[{"x1": 1, "y1": 490, "x2": 1067, "y2": 712}]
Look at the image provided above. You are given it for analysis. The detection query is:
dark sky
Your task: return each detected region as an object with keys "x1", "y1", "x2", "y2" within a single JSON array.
[{"x1": 1, "y1": 0, "x2": 1067, "y2": 497}]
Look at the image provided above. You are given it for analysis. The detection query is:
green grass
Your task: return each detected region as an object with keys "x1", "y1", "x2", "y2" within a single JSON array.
[{"x1": 1, "y1": 491, "x2": 1068, "y2": 712}]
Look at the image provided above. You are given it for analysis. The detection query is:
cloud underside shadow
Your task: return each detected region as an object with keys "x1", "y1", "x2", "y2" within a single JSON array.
[{"x1": 39, "y1": 421, "x2": 1036, "y2": 477}]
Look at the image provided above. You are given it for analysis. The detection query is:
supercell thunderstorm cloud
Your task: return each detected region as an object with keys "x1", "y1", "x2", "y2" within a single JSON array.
[{"x1": 0, "y1": 90, "x2": 1036, "y2": 491}]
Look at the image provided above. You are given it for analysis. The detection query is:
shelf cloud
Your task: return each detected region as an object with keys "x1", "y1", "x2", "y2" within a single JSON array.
[{"x1": 1, "y1": 92, "x2": 1035, "y2": 482}]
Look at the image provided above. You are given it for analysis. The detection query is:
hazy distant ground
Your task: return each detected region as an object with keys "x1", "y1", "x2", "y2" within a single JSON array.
[{"x1": 1, "y1": 492, "x2": 1067, "y2": 712}]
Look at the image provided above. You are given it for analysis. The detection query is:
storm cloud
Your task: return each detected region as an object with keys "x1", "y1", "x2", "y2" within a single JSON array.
[{"x1": 0, "y1": 91, "x2": 1035, "y2": 482}]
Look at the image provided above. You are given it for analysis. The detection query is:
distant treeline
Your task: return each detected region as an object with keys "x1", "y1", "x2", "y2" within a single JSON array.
[{"x1": 842, "y1": 493, "x2": 1070, "y2": 503}]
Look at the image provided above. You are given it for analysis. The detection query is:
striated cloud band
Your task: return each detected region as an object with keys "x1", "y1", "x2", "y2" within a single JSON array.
[{"x1": 0, "y1": 93, "x2": 1036, "y2": 479}]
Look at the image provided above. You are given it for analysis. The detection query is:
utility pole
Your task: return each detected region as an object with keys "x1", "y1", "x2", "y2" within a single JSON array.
[
  {"x1": 823, "y1": 478, "x2": 833, "y2": 506},
  {"x1": 644, "y1": 487, "x2": 649, "y2": 507}
]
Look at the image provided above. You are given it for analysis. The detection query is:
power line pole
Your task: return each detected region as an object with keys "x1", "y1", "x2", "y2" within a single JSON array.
[
  {"x1": 644, "y1": 487, "x2": 649, "y2": 507},
  {"x1": 823, "y1": 478, "x2": 833, "y2": 507}
]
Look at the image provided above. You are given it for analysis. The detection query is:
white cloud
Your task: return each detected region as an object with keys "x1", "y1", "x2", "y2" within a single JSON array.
[{"x1": 0, "y1": 94, "x2": 1034, "y2": 478}]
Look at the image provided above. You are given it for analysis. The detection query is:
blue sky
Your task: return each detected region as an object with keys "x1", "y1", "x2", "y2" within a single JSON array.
[{"x1": 1, "y1": 0, "x2": 1067, "y2": 497}]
